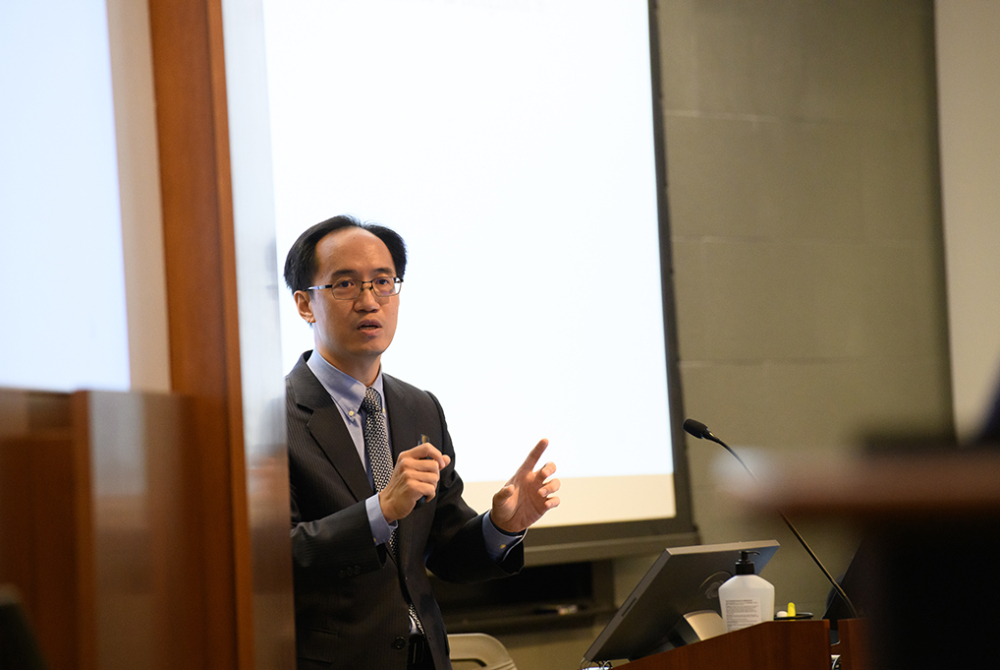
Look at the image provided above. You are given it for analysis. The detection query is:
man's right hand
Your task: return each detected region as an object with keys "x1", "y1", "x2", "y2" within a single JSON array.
[{"x1": 378, "y1": 443, "x2": 451, "y2": 523}]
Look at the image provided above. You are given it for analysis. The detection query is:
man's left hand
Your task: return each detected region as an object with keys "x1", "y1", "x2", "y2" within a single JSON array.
[{"x1": 491, "y1": 439, "x2": 560, "y2": 534}]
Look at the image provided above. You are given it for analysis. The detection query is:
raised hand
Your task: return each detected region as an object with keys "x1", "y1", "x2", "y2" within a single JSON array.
[{"x1": 490, "y1": 439, "x2": 560, "y2": 533}]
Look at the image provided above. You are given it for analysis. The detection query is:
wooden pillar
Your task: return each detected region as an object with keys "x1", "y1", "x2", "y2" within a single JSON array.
[{"x1": 146, "y1": 0, "x2": 252, "y2": 668}]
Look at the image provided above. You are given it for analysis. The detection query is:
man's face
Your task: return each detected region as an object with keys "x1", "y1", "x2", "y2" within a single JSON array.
[{"x1": 294, "y1": 227, "x2": 399, "y2": 383}]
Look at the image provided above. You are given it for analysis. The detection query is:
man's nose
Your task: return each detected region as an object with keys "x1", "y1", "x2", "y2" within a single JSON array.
[{"x1": 354, "y1": 284, "x2": 380, "y2": 309}]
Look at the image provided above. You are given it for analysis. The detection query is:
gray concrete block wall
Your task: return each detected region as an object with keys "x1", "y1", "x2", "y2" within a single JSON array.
[{"x1": 661, "y1": 0, "x2": 951, "y2": 619}]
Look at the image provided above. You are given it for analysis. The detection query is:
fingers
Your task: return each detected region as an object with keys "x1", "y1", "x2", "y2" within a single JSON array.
[
  {"x1": 538, "y1": 461, "x2": 557, "y2": 482},
  {"x1": 401, "y1": 442, "x2": 450, "y2": 470},
  {"x1": 380, "y1": 443, "x2": 450, "y2": 522},
  {"x1": 395, "y1": 448, "x2": 447, "y2": 497},
  {"x1": 536, "y1": 475, "x2": 560, "y2": 515},
  {"x1": 538, "y1": 476, "x2": 560, "y2": 498},
  {"x1": 517, "y1": 438, "x2": 549, "y2": 473}
]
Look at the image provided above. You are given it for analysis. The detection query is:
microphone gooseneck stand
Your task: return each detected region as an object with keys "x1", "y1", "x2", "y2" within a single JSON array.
[{"x1": 682, "y1": 418, "x2": 859, "y2": 620}]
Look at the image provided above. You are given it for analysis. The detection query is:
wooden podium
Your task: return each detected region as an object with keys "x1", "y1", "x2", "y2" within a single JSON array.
[
  {"x1": 0, "y1": 388, "x2": 296, "y2": 670},
  {"x1": 615, "y1": 619, "x2": 873, "y2": 670}
]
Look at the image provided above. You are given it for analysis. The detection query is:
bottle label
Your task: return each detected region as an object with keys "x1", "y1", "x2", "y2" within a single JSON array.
[{"x1": 724, "y1": 599, "x2": 762, "y2": 632}]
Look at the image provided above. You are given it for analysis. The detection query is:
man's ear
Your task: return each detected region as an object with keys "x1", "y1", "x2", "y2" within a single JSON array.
[{"x1": 294, "y1": 290, "x2": 315, "y2": 324}]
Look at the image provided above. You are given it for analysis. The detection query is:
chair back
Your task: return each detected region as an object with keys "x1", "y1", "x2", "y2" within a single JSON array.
[{"x1": 448, "y1": 632, "x2": 517, "y2": 670}]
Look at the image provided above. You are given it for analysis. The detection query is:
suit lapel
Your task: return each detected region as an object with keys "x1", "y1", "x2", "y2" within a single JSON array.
[
  {"x1": 289, "y1": 354, "x2": 373, "y2": 503},
  {"x1": 384, "y1": 375, "x2": 419, "y2": 462},
  {"x1": 308, "y1": 405, "x2": 373, "y2": 502}
]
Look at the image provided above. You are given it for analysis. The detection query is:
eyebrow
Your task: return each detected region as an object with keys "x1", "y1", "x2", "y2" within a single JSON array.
[{"x1": 327, "y1": 267, "x2": 396, "y2": 278}]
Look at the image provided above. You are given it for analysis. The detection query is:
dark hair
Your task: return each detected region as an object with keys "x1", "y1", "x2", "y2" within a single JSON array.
[{"x1": 283, "y1": 215, "x2": 408, "y2": 293}]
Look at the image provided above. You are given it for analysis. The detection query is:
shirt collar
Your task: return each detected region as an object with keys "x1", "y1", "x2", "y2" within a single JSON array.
[{"x1": 306, "y1": 350, "x2": 385, "y2": 414}]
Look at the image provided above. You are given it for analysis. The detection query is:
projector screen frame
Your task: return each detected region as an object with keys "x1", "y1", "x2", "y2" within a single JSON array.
[{"x1": 517, "y1": 0, "x2": 698, "y2": 565}]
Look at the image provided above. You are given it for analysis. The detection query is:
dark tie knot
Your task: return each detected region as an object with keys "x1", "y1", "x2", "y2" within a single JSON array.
[{"x1": 362, "y1": 387, "x2": 382, "y2": 415}]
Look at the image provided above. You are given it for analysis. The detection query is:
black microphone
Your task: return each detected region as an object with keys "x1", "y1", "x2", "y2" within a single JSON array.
[
  {"x1": 684, "y1": 417, "x2": 859, "y2": 619},
  {"x1": 682, "y1": 418, "x2": 715, "y2": 441}
]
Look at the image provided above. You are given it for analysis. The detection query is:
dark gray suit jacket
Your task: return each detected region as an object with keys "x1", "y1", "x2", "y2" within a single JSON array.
[{"x1": 287, "y1": 353, "x2": 523, "y2": 669}]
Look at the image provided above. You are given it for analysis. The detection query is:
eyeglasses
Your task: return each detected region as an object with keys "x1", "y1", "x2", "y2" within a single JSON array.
[{"x1": 307, "y1": 276, "x2": 403, "y2": 301}]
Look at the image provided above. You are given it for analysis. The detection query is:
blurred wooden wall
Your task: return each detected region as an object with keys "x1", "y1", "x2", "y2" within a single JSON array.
[
  {"x1": 0, "y1": 0, "x2": 295, "y2": 667},
  {"x1": 0, "y1": 391, "x2": 93, "y2": 670}
]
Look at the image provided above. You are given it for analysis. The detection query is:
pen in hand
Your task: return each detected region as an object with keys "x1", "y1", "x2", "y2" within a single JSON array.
[{"x1": 415, "y1": 434, "x2": 431, "y2": 508}]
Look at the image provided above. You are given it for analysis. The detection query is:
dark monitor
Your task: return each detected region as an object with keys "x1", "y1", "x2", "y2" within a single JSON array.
[
  {"x1": 823, "y1": 535, "x2": 872, "y2": 634},
  {"x1": 582, "y1": 540, "x2": 780, "y2": 665}
]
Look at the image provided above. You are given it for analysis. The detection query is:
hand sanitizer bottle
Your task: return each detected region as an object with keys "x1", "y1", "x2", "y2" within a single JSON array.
[{"x1": 718, "y1": 550, "x2": 775, "y2": 632}]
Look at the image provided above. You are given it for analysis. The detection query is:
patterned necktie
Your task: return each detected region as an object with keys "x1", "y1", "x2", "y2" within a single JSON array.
[{"x1": 361, "y1": 386, "x2": 424, "y2": 634}]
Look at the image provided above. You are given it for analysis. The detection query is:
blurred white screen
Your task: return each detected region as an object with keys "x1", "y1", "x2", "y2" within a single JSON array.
[
  {"x1": 0, "y1": 0, "x2": 129, "y2": 392},
  {"x1": 265, "y1": 0, "x2": 676, "y2": 525}
]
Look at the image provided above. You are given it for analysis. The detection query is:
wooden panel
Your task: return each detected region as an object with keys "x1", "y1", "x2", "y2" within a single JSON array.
[
  {"x1": 835, "y1": 619, "x2": 872, "y2": 670},
  {"x1": 0, "y1": 390, "x2": 94, "y2": 670},
  {"x1": 0, "y1": 386, "x2": 286, "y2": 670},
  {"x1": 732, "y1": 452, "x2": 1000, "y2": 518},
  {"x1": 0, "y1": 388, "x2": 72, "y2": 437},
  {"x1": 146, "y1": 0, "x2": 245, "y2": 667},
  {"x1": 619, "y1": 621, "x2": 831, "y2": 670},
  {"x1": 81, "y1": 391, "x2": 197, "y2": 670},
  {"x1": 146, "y1": 0, "x2": 295, "y2": 666}
]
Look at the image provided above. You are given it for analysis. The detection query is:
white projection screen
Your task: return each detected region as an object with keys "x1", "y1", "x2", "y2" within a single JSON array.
[{"x1": 253, "y1": 0, "x2": 695, "y2": 561}]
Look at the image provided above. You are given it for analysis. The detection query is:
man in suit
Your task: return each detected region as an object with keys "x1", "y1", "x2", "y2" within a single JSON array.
[{"x1": 283, "y1": 215, "x2": 560, "y2": 670}]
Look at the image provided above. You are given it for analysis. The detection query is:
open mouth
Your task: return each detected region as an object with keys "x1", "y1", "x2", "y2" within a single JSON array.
[{"x1": 358, "y1": 321, "x2": 381, "y2": 331}]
